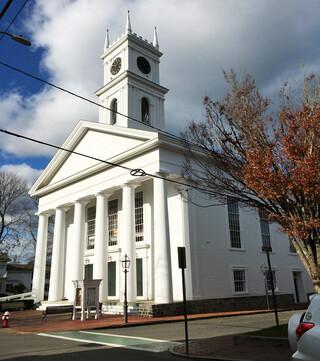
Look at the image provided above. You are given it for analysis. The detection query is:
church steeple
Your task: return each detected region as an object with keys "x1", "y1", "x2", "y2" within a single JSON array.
[{"x1": 95, "y1": 13, "x2": 168, "y2": 132}]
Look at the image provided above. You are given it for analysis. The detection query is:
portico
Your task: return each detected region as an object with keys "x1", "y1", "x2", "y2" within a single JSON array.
[{"x1": 32, "y1": 174, "x2": 175, "y2": 306}]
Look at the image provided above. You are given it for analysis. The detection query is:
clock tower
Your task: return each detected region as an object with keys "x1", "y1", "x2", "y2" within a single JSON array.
[{"x1": 95, "y1": 12, "x2": 168, "y2": 131}]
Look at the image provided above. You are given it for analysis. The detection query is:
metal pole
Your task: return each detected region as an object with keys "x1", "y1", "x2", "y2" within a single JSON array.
[
  {"x1": 266, "y1": 250, "x2": 279, "y2": 327},
  {"x1": 181, "y1": 267, "x2": 189, "y2": 355},
  {"x1": 263, "y1": 272, "x2": 270, "y2": 310},
  {"x1": 124, "y1": 269, "x2": 128, "y2": 324}
]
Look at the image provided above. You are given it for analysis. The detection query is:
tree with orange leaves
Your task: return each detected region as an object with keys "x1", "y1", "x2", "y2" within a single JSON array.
[{"x1": 182, "y1": 69, "x2": 320, "y2": 293}]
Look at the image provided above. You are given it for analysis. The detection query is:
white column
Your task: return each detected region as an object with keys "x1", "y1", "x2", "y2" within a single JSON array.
[
  {"x1": 180, "y1": 187, "x2": 193, "y2": 300},
  {"x1": 93, "y1": 192, "x2": 109, "y2": 302},
  {"x1": 32, "y1": 213, "x2": 49, "y2": 302},
  {"x1": 48, "y1": 207, "x2": 66, "y2": 302},
  {"x1": 121, "y1": 183, "x2": 137, "y2": 303},
  {"x1": 154, "y1": 173, "x2": 173, "y2": 304},
  {"x1": 72, "y1": 201, "x2": 86, "y2": 283}
]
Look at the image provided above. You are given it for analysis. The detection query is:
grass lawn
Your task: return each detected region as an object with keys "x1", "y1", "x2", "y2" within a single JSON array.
[{"x1": 246, "y1": 324, "x2": 288, "y2": 338}]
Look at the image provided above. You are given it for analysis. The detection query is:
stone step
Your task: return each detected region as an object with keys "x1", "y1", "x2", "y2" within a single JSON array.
[
  {"x1": 36, "y1": 301, "x2": 73, "y2": 311},
  {"x1": 102, "y1": 303, "x2": 139, "y2": 315}
]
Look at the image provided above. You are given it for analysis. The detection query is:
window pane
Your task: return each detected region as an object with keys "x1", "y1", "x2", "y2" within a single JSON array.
[
  {"x1": 108, "y1": 199, "x2": 118, "y2": 246},
  {"x1": 136, "y1": 258, "x2": 143, "y2": 296},
  {"x1": 227, "y1": 197, "x2": 241, "y2": 248},
  {"x1": 108, "y1": 262, "x2": 116, "y2": 296},
  {"x1": 233, "y1": 270, "x2": 246, "y2": 292},
  {"x1": 84, "y1": 264, "x2": 93, "y2": 280},
  {"x1": 135, "y1": 191, "x2": 143, "y2": 242},
  {"x1": 259, "y1": 210, "x2": 271, "y2": 248},
  {"x1": 141, "y1": 98, "x2": 149, "y2": 123},
  {"x1": 87, "y1": 206, "x2": 96, "y2": 250},
  {"x1": 266, "y1": 270, "x2": 277, "y2": 291}
]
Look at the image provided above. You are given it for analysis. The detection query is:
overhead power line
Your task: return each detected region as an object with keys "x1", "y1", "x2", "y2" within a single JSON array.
[
  {"x1": 0, "y1": 60, "x2": 183, "y2": 142},
  {"x1": 0, "y1": 0, "x2": 29, "y2": 41},
  {"x1": 0, "y1": 56, "x2": 225, "y2": 206},
  {"x1": 0, "y1": 127, "x2": 224, "y2": 205}
]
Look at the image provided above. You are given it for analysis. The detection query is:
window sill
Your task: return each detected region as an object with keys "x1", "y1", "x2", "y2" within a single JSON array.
[
  {"x1": 233, "y1": 291, "x2": 249, "y2": 296},
  {"x1": 84, "y1": 250, "x2": 94, "y2": 256},
  {"x1": 228, "y1": 248, "x2": 246, "y2": 252}
]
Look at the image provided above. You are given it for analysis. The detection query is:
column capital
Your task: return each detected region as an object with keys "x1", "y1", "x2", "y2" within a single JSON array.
[
  {"x1": 73, "y1": 198, "x2": 90, "y2": 205},
  {"x1": 154, "y1": 171, "x2": 169, "y2": 179},
  {"x1": 95, "y1": 190, "x2": 112, "y2": 198},
  {"x1": 54, "y1": 205, "x2": 68, "y2": 212},
  {"x1": 35, "y1": 211, "x2": 51, "y2": 218},
  {"x1": 121, "y1": 182, "x2": 139, "y2": 190}
]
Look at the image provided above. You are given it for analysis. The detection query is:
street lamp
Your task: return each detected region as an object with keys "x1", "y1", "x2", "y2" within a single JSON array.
[
  {"x1": 0, "y1": 31, "x2": 31, "y2": 46},
  {"x1": 121, "y1": 254, "x2": 130, "y2": 323}
]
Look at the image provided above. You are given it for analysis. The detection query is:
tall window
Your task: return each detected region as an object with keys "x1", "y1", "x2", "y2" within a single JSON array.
[
  {"x1": 141, "y1": 97, "x2": 149, "y2": 123},
  {"x1": 233, "y1": 270, "x2": 246, "y2": 293},
  {"x1": 108, "y1": 199, "x2": 118, "y2": 246},
  {"x1": 84, "y1": 264, "x2": 93, "y2": 280},
  {"x1": 259, "y1": 210, "x2": 271, "y2": 248},
  {"x1": 135, "y1": 191, "x2": 144, "y2": 242},
  {"x1": 227, "y1": 196, "x2": 241, "y2": 248},
  {"x1": 289, "y1": 240, "x2": 297, "y2": 253},
  {"x1": 111, "y1": 99, "x2": 118, "y2": 124},
  {"x1": 87, "y1": 206, "x2": 96, "y2": 250},
  {"x1": 108, "y1": 262, "x2": 116, "y2": 296},
  {"x1": 136, "y1": 258, "x2": 143, "y2": 296}
]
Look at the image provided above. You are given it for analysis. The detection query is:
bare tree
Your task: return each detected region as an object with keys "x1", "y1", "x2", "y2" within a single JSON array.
[
  {"x1": 0, "y1": 170, "x2": 29, "y2": 256},
  {"x1": 15, "y1": 197, "x2": 54, "y2": 262}
]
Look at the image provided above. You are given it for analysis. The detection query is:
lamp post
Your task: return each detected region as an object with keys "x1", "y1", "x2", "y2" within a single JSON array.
[
  {"x1": 121, "y1": 254, "x2": 130, "y2": 324},
  {"x1": 0, "y1": 31, "x2": 31, "y2": 46}
]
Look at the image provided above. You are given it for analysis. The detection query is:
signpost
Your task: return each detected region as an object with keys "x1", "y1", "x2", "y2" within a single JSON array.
[
  {"x1": 262, "y1": 246, "x2": 279, "y2": 327},
  {"x1": 178, "y1": 246, "x2": 189, "y2": 355}
]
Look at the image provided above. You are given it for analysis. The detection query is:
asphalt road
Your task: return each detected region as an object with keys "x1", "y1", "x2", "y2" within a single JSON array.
[{"x1": 0, "y1": 310, "x2": 296, "y2": 361}]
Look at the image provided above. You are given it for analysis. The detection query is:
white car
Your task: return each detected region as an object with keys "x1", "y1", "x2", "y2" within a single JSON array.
[{"x1": 288, "y1": 294, "x2": 320, "y2": 361}]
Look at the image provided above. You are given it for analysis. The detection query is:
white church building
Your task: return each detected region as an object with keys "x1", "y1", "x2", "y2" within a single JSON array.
[{"x1": 30, "y1": 14, "x2": 313, "y2": 316}]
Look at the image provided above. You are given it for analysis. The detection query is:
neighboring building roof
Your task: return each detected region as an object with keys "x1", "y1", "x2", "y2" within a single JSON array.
[{"x1": 7, "y1": 263, "x2": 34, "y2": 272}]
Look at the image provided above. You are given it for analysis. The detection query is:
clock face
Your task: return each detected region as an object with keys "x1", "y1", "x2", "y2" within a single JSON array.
[
  {"x1": 111, "y1": 57, "x2": 122, "y2": 75},
  {"x1": 137, "y1": 56, "x2": 151, "y2": 74}
]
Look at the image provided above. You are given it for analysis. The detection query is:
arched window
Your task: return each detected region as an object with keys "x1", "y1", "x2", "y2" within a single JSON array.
[
  {"x1": 111, "y1": 99, "x2": 118, "y2": 124},
  {"x1": 141, "y1": 97, "x2": 149, "y2": 123}
]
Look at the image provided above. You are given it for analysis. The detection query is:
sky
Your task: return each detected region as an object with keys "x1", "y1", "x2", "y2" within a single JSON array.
[{"x1": 1, "y1": 0, "x2": 320, "y2": 187}]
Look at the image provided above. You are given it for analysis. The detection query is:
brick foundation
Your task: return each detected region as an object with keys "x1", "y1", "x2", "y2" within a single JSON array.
[{"x1": 138, "y1": 294, "x2": 295, "y2": 317}]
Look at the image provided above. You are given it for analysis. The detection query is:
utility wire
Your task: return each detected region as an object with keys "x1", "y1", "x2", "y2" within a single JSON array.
[
  {"x1": 0, "y1": 127, "x2": 224, "y2": 204},
  {"x1": 0, "y1": 54, "x2": 225, "y2": 204},
  {"x1": 0, "y1": 60, "x2": 183, "y2": 142},
  {"x1": 0, "y1": 0, "x2": 29, "y2": 41}
]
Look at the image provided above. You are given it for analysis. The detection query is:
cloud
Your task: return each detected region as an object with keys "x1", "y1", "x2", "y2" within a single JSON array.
[
  {"x1": 1, "y1": 0, "x2": 320, "y2": 160},
  {"x1": 0, "y1": 163, "x2": 42, "y2": 186}
]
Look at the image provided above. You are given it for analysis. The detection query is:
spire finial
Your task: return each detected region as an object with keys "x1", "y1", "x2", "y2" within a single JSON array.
[
  {"x1": 104, "y1": 29, "x2": 110, "y2": 50},
  {"x1": 153, "y1": 26, "x2": 159, "y2": 48},
  {"x1": 126, "y1": 10, "x2": 132, "y2": 34}
]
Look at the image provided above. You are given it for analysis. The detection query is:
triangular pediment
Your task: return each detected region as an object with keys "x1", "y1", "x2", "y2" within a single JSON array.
[{"x1": 29, "y1": 120, "x2": 158, "y2": 196}]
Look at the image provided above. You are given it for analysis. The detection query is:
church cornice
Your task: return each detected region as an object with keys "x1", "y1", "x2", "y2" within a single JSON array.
[
  {"x1": 102, "y1": 33, "x2": 162, "y2": 60},
  {"x1": 95, "y1": 70, "x2": 168, "y2": 97},
  {"x1": 29, "y1": 120, "x2": 160, "y2": 197},
  {"x1": 29, "y1": 123, "x2": 184, "y2": 198}
]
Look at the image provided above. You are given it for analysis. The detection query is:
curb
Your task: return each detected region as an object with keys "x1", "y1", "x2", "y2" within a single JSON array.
[
  {"x1": 233, "y1": 334, "x2": 289, "y2": 347},
  {"x1": 168, "y1": 343, "x2": 254, "y2": 361}
]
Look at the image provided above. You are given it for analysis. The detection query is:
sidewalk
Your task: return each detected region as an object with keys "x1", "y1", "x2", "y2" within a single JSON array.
[{"x1": 1, "y1": 309, "x2": 295, "y2": 361}]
